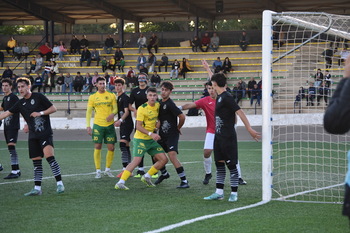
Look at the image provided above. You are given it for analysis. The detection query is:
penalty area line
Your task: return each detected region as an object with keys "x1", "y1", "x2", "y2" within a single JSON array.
[{"x1": 144, "y1": 200, "x2": 269, "y2": 233}]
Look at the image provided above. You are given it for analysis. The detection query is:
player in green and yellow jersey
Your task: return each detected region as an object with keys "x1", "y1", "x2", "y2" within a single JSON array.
[
  {"x1": 115, "y1": 87, "x2": 168, "y2": 190},
  {"x1": 86, "y1": 77, "x2": 118, "y2": 179}
]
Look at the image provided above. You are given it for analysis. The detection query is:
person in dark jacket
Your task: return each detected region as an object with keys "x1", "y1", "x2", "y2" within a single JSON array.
[
  {"x1": 324, "y1": 54, "x2": 350, "y2": 223},
  {"x1": 70, "y1": 35, "x2": 80, "y2": 54}
]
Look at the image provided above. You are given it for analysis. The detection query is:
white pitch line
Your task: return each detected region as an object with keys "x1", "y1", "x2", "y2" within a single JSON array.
[{"x1": 144, "y1": 201, "x2": 269, "y2": 233}]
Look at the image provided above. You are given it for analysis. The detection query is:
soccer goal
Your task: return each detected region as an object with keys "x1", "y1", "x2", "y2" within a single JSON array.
[{"x1": 262, "y1": 10, "x2": 350, "y2": 203}]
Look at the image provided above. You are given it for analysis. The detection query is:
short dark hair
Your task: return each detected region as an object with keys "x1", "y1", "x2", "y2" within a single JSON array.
[
  {"x1": 160, "y1": 81, "x2": 174, "y2": 90},
  {"x1": 96, "y1": 77, "x2": 106, "y2": 83},
  {"x1": 114, "y1": 77, "x2": 125, "y2": 85},
  {"x1": 147, "y1": 87, "x2": 157, "y2": 94},
  {"x1": 204, "y1": 81, "x2": 212, "y2": 87},
  {"x1": 1, "y1": 78, "x2": 13, "y2": 86},
  {"x1": 211, "y1": 73, "x2": 227, "y2": 87},
  {"x1": 16, "y1": 77, "x2": 31, "y2": 86}
]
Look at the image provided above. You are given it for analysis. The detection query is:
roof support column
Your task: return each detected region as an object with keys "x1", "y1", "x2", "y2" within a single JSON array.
[
  {"x1": 135, "y1": 22, "x2": 140, "y2": 33},
  {"x1": 207, "y1": 19, "x2": 214, "y2": 31},
  {"x1": 49, "y1": 20, "x2": 55, "y2": 47},
  {"x1": 44, "y1": 20, "x2": 49, "y2": 43},
  {"x1": 194, "y1": 16, "x2": 199, "y2": 37},
  {"x1": 63, "y1": 23, "x2": 73, "y2": 34},
  {"x1": 118, "y1": 18, "x2": 124, "y2": 47}
]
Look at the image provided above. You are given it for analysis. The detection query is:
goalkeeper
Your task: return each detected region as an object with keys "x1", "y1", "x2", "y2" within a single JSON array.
[{"x1": 324, "y1": 54, "x2": 350, "y2": 221}]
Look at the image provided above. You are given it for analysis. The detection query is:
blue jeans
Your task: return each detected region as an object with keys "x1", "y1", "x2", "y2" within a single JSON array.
[{"x1": 170, "y1": 69, "x2": 178, "y2": 79}]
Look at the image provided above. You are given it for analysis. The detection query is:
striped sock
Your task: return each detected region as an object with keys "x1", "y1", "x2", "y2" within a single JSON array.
[
  {"x1": 47, "y1": 156, "x2": 62, "y2": 182},
  {"x1": 33, "y1": 159, "x2": 43, "y2": 187},
  {"x1": 176, "y1": 166, "x2": 187, "y2": 183},
  {"x1": 216, "y1": 162, "x2": 226, "y2": 190}
]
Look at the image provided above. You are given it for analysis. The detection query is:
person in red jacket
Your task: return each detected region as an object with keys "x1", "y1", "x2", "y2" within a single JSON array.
[
  {"x1": 39, "y1": 42, "x2": 53, "y2": 61},
  {"x1": 200, "y1": 32, "x2": 210, "y2": 52}
]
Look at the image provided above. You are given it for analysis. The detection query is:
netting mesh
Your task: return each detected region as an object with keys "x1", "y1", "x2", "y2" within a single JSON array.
[{"x1": 269, "y1": 12, "x2": 350, "y2": 203}]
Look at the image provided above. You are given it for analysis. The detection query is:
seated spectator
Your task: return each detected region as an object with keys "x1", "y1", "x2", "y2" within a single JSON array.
[
  {"x1": 191, "y1": 36, "x2": 201, "y2": 52},
  {"x1": 21, "y1": 42, "x2": 30, "y2": 60},
  {"x1": 41, "y1": 62, "x2": 51, "y2": 80},
  {"x1": 247, "y1": 77, "x2": 257, "y2": 98},
  {"x1": 210, "y1": 32, "x2": 220, "y2": 52},
  {"x1": 31, "y1": 73, "x2": 43, "y2": 92},
  {"x1": 109, "y1": 71, "x2": 118, "y2": 91},
  {"x1": 6, "y1": 36, "x2": 16, "y2": 55},
  {"x1": 114, "y1": 47, "x2": 124, "y2": 62},
  {"x1": 52, "y1": 43, "x2": 60, "y2": 59},
  {"x1": 33, "y1": 54, "x2": 43, "y2": 73},
  {"x1": 237, "y1": 79, "x2": 247, "y2": 98},
  {"x1": 145, "y1": 52, "x2": 157, "y2": 73},
  {"x1": 250, "y1": 84, "x2": 261, "y2": 106},
  {"x1": 239, "y1": 30, "x2": 249, "y2": 51},
  {"x1": 82, "y1": 73, "x2": 93, "y2": 92},
  {"x1": 0, "y1": 51, "x2": 4, "y2": 67},
  {"x1": 56, "y1": 73, "x2": 65, "y2": 92},
  {"x1": 179, "y1": 58, "x2": 192, "y2": 79},
  {"x1": 232, "y1": 84, "x2": 243, "y2": 105},
  {"x1": 324, "y1": 70, "x2": 332, "y2": 87},
  {"x1": 70, "y1": 35, "x2": 80, "y2": 54},
  {"x1": 158, "y1": 53, "x2": 169, "y2": 72},
  {"x1": 2, "y1": 66, "x2": 13, "y2": 79},
  {"x1": 108, "y1": 56, "x2": 116, "y2": 71},
  {"x1": 150, "y1": 71, "x2": 161, "y2": 88},
  {"x1": 104, "y1": 72, "x2": 110, "y2": 87},
  {"x1": 314, "y1": 68, "x2": 324, "y2": 87},
  {"x1": 136, "y1": 53, "x2": 147, "y2": 70},
  {"x1": 117, "y1": 57, "x2": 125, "y2": 72},
  {"x1": 92, "y1": 71, "x2": 99, "y2": 89},
  {"x1": 104, "y1": 35, "x2": 115, "y2": 54},
  {"x1": 64, "y1": 73, "x2": 74, "y2": 93},
  {"x1": 101, "y1": 57, "x2": 107, "y2": 72},
  {"x1": 139, "y1": 65, "x2": 148, "y2": 75},
  {"x1": 170, "y1": 59, "x2": 180, "y2": 79},
  {"x1": 80, "y1": 47, "x2": 91, "y2": 66},
  {"x1": 28, "y1": 57, "x2": 36, "y2": 74},
  {"x1": 212, "y1": 57, "x2": 223, "y2": 73},
  {"x1": 200, "y1": 32, "x2": 210, "y2": 52},
  {"x1": 338, "y1": 48, "x2": 349, "y2": 66},
  {"x1": 322, "y1": 47, "x2": 334, "y2": 69},
  {"x1": 73, "y1": 72, "x2": 85, "y2": 92},
  {"x1": 91, "y1": 48, "x2": 100, "y2": 66},
  {"x1": 58, "y1": 40, "x2": 67, "y2": 61},
  {"x1": 222, "y1": 57, "x2": 233, "y2": 73},
  {"x1": 125, "y1": 67, "x2": 137, "y2": 88},
  {"x1": 295, "y1": 87, "x2": 306, "y2": 102},
  {"x1": 277, "y1": 31, "x2": 286, "y2": 49},
  {"x1": 317, "y1": 81, "x2": 329, "y2": 106},
  {"x1": 39, "y1": 42, "x2": 53, "y2": 61},
  {"x1": 13, "y1": 43, "x2": 22, "y2": 61},
  {"x1": 306, "y1": 82, "x2": 316, "y2": 106},
  {"x1": 50, "y1": 61, "x2": 59, "y2": 78},
  {"x1": 80, "y1": 35, "x2": 89, "y2": 53},
  {"x1": 147, "y1": 33, "x2": 159, "y2": 54},
  {"x1": 43, "y1": 72, "x2": 55, "y2": 93},
  {"x1": 137, "y1": 33, "x2": 147, "y2": 53}
]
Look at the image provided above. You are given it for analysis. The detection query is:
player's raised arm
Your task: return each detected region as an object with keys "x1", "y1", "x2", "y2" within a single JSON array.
[
  {"x1": 236, "y1": 109, "x2": 261, "y2": 141},
  {"x1": 180, "y1": 102, "x2": 197, "y2": 110}
]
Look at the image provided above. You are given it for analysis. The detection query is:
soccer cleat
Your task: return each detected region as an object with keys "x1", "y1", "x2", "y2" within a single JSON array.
[
  {"x1": 24, "y1": 188, "x2": 42, "y2": 196},
  {"x1": 95, "y1": 171, "x2": 102, "y2": 179},
  {"x1": 0, "y1": 164, "x2": 3, "y2": 171},
  {"x1": 154, "y1": 173, "x2": 170, "y2": 185},
  {"x1": 134, "y1": 170, "x2": 145, "y2": 178},
  {"x1": 238, "y1": 178, "x2": 247, "y2": 185},
  {"x1": 115, "y1": 183, "x2": 129, "y2": 190},
  {"x1": 177, "y1": 181, "x2": 190, "y2": 189},
  {"x1": 104, "y1": 170, "x2": 114, "y2": 178},
  {"x1": 152, "y1": 173, "x2": 159, "y2": 179},
  {"x1": 17, "y1": 171, "x2": 21, "y2": 177},
  {"x1": 203, "y1": 193, "x2": 224, "y2": 201},
  {"x1": 228, "y1": 193, "x2": 238, "y2": 202},
  {"x1": 203, "y1": 173, "x2": 212, "y2": 185},
  {"x1": 56, "y1": 184, "x2": 65, "y2": 194},
  {"x1": 4, "y1": 172, "x2": 19, "y2": 179},
  {"x1": 141, "y1": 175, "x2": 155, "y2": 187}
]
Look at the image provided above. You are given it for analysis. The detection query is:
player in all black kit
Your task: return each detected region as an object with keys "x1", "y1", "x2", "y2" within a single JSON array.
[
  {"x1": 154, "y1": 81, "x2": 189, "y2": 188},
  {"x1": 0, "y1": 77, "x2": 64, "y2": 196},
  {"x1": 0, "y1": 79, "x2": 21, "y2": 179},
  {"x1": 113, "y1": 77, "x2": 134, "y2": 178},
  {"x1": 204, "y1": 73, "x2": 260, "y2": 202}
]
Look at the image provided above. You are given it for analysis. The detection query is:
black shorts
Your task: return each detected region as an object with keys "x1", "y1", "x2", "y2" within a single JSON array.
[
  {"x1": 214, "y1": 134, "x2": 238, "y2": 164},
  {"x1": 28, "y1": 135, "x2": 54, "y2": 159},
  {"x1": 4, "y1": 129, "x2": 19, "y2": 144},
  {"x1": 119, "y1": 123, "x2": 134, "y2": 142},
  {"x1": 158, "y1": 133, "x2": 179, "y2": 153}
]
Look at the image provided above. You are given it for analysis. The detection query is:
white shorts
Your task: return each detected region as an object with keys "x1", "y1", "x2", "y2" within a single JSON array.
[{"x1": 203, "y1": 132, "x2": 215, "y2": 150}]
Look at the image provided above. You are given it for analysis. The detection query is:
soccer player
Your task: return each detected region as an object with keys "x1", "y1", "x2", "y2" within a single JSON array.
[
  {"x1": 86, "y1": 77, "x2": 118, "y2": 179},
  {"x1": 0, "y1": 77, "x2": 64, "y2": 196},
  {"x1": 115, "y1": 87, "x2": 168, "y2": 190},
  {"x1": 0, "y1": 79, "x2": 21, "y2": 179},
  {"x1": 113, "y1": 77, "x2": 134, "y2": 177},
  {"x1": 154, "y1": 81, "x2": 189, "y2": 188},
  {"x1": 180, "y1": 81, "x2": 247, "y2": 185},
  {"x1": 203, "y1": 73, "x2": 260, "y2": 202}
]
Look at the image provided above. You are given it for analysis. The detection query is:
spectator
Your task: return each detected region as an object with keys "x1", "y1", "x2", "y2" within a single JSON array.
[
  {"x1": 137, "y1": 33, "x2": 147, "y2": 53},
  {"x1": 104, "y1": 35, "x2": 115, "y2": 54},
  {"x1": 139, "y1": 65, "x2": 148, "y2": 75},
  {"x1": 150, "y1": 71, "x2": 161, "y2": 88},
  {"x1": 109, "y1": 71, "x2": 118, "y2": 91},
  {"x1": 317, "y1": 81, "x2": 329, "y2": 106},
  {"x1": 108, "y1": 56, "x2": 116, "y2": 71},
  {"x1": 21, "y1": 42, "x2": 30, "y2": 60},
  {"x1": 200, "y1": 32, "x2": 210, "y2": 52},
  {"x1": 10, "y1": 74, "x2": 18, "y2": 92},
  {"x1": 322, "y1": 47, "x2": 334, "y2": 69},
  {"x1": 6, "y1": 36, "x2": 16, "y2": 55},
  {"x1": 212, "y1": 57, "x2": 223, "y2": 73},
  {"x1": 41, "y1": 62, "x2": 51, "y2": 81},
  {"x1": 210, "y1": 32, "x2": 220, "y2": 52},
  {"x1": 82, "y1": 73, "x2": 93, "y2": 92},
  {"x1": 324, "y1": 70, "x2": 332, "y2": 87},
  {"x1": 104, "y1": 72, "x2": 110, "y2": 87},
  {"x1": 101, "y1": 57, "x2": 108, "y2": 72},
  {"x1": 295, "y1": 86, "x2": 306, "y2": 102},
  {"x1": 231, "y1": 84, "x2": 243, "y2": 105},
  {"x1": 114, "y1": 47, "x2": 124, "y2": 62},
  {"x1": 52, "y1": 43, "x2": 60, "y2": 60},
  {"x1": 64, "y1": 72, "x2": 74, "y2": 93},
  {"x1": 2, "y1": 66, "x2": 13, "y2": 79},
  {"x1": 91, "y1": 48, "x2": 100, "y2": 66},
  {"x1": 0, "y1": 51, "x2": 4, "y2": 67},
  {"x1": 80, "y1": 35, "x2": 89, "y2": 53},
  {"x1": 33, "y1": 54, "x2": 43, "y2": 73},
  {"x1": 70, "y1": 35, "x2": 80, "y2": 54},
  {"x1": 237, "y1": 79, "x2": 247, "y2": 98},
  {"x1": 136, "y1": 53, "x2": 147, "y2": 70},
  {"x1": 191, "y1": 36, "x2": 201, "y2": 52},
  {"x1": 31, "y1": 73, "x2": 43, "y2": 92},
  {"x1": 158, "y1": 53, "x2": 169, "y2": 72},
  {"x1": 13, "y1": 43, "x2": 22, "y2": 61},
  {"x1": 306, "y1": 81, "x2": 316, "y2": 106},
  {"x1": 117, "y1": 57, "x2": 125, "y2": 72},
  {"x1": 58, "y1": 40, "x2": 68, "y2": 61},
  {"x1": 43, "y1": 72, "x2": 55, "y2": 93},
  {"x1": 145, "y1": 52, "x2": 157, "y2": 73},
  {"x1": 125, "y1": 67, "x2": 137, "y2": 88},
  {"x1": 338, "y1": 48, "x2": 350, "y2": 66},
  {"x1": 250, "y1": 84, "x2": 261, "y2": 106},
  {"x1": 80, "y1": 47, "x2": 91, "y2": 66},
  {"x1": 73, "y1": 72, "x2": 85, "y2": 92},
  {"x1": 39, "y1": 42, "x2": 53, "y2": 61},
  {"x1": 50, "y1": 61, "x2": 59, "y2": 80},
  {"x1": 147, "y1": 33, "x2": 159, "y2": 53},
  {"x1": 239, "y1": 30, "x2": 249, "y2": 51},
  {"x1": 222, "y1": 57, "x2": 232, "y2": 73},
  {"x1": 56, "y1": 73, "x2": 65, "y2": 92},
  {"x1": 277, "y1": 31, "x2": 286, "y2": 49},
  {"x1": 247, "y1": 77, "x2": 257, "y2": 98},
  {"x1": 314, "y1": 68, "x2": 324, "y2": 87},
  {"x1": 170, "y1": 59, "x2": 180, "y2": 79},
  {"x1": 179, "y1": 58, "x2": 192, "y2": 79},
  {"x1": 29, "y1": 57, "x2": 36, "y2": 74},
  {"x1": 92, "y1": 71, "x2": 99, "y2": 89}
]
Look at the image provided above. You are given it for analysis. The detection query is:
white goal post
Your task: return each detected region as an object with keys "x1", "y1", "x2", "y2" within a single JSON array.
[{"x1": 262, "y1": 10, "x2": 350, "y2": 203}]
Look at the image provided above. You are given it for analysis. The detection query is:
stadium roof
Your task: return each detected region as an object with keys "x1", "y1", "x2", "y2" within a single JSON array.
[{"x1": 1, "y1": 0, "x2": 350, "y2": 25}]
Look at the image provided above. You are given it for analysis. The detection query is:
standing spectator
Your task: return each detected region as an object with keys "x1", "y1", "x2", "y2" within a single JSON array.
[
  {"x1": 191, "y1": 36, "x2": 201, "y2": 52},
  {"x1": 70, "y1": 35, "x2": 80, "y2": 54},
  {"x1": 247, "y1": 77, "x2": 257, "y2": 98},
  {"x1": 39, "y1": 42, "x2": 53, "y2": 61},
  {"x1": 250, "y1": 84, "x2": 261, "y2": 106},
  {"x1": 108, "y1": 56, "x2": 116, "y2": 71},
  {"x1": 52, "y1": 43, "x2": 60, "y2": 60},
  {"x1": 21, "y1": 43, "x2": 30, "y2": 60},
  {"x1": 212, "y1": 57, "x2": 223, "y2": 73},
  {"x1": 80, "y1": 47, "x2": 91, "y2": 66},
  {"x1": 170, "y1": 59, "x2": 180, "y2": 79},
  {"x1": 2, "y1": 66, "x2": 13, "y2": 79},
  {"x1": 158, "y1": 53, "x2": 169, "y2": 72},
  {"x1": 56, "y1": 73, "x2": 65, "y2": 92},
  {"x1": 338, "y1": 48, "x2": 350, "y2": 67},
  {"x1": 324, "y1": 70, "x2": 332, "y2": 87},
  {"x1": 91, "y1": 48, "x2": 100, "y2": 66},
  {"x1": 31, "y1": 73, "x2": 43, "y2": 92},
  {"x1": 80, "y1": 35, "x2": 89, "y2": 53},
  {"x1": 210, "y1": 32, "x2": 220, "y2": 52},
  {"x1": 239, "y1": 31, "x2": 249, "y2": 51},
  {"x1": 117, "y1": 57, "x2": 125, "y2": 72},
  {"x1": 6, "y1": 37, "x2": 16, "y2": 55},
  {"x1": 73, "y1": 72, "x2": 85, "y2": 92},
  {"x1": 126, "y1": 67, "x2": 137, "y2": 88},
  {"x1": 145, "y1": 52, "x2": 157, "y2": 73},
  {"x1": 147, "y1": 33, "x2": 159, "y2": 53},
  {"x1": 136, "y1": 53, "x2": 147, "y2": 70},
  {"x1": 58, "y1": 41, "x2": 67, "y2": 61},
  {"x1": 104, "y1": 35, "x2": 115, "y2": 54},
  {"x1": 317, "y1": 81, "x2": 329, "y2": 106},
  {"x1": 0, "y1": 51, "x2": 4, "y2": 67},
  {"x1": 179, "y1": 58, "x2": 192, "y2": 79},
  {"x1": 322, "y1": 47, "x2": 334, "y2": 69},
  {"x1": 200, "y1": 32, "x2": 210, "y2": 52},
  {"x1": 150, "y1": 71, "x2": 161, "y2": 88},
  {"x1": 137, "y1": 33, "x2": 147, "y2": 53},
  {"x1": 34, "y1": 54, "x2": 43, "y2": 73},
  {"x1": 64, "y1": 73, "x2": 74, "y2": 93},
  {"x1": 222, "y1": 57, "x2": 232, "y2": 73},
  {"x1": 101, "y1": 57, "x2": 108, "y2": 72},
  {"x1": 114, "y1": 47, "x2": 124, "y2": 62}
]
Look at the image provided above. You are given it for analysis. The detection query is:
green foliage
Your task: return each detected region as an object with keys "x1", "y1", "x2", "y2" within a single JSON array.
[
  {"x1": 0, "y1": 25, "x2": 44, "y2": 35},
  {"x1": 214, "y1": 19, "x2": 262, "y2": 31},
  {"x1": 72, "y1": 24, "x2": 116, "y2": 34}
]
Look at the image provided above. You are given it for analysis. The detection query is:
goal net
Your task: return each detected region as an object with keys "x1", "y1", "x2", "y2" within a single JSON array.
[{"x1": 262, "y1": 11, "x2": 350, "y2": 203}]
